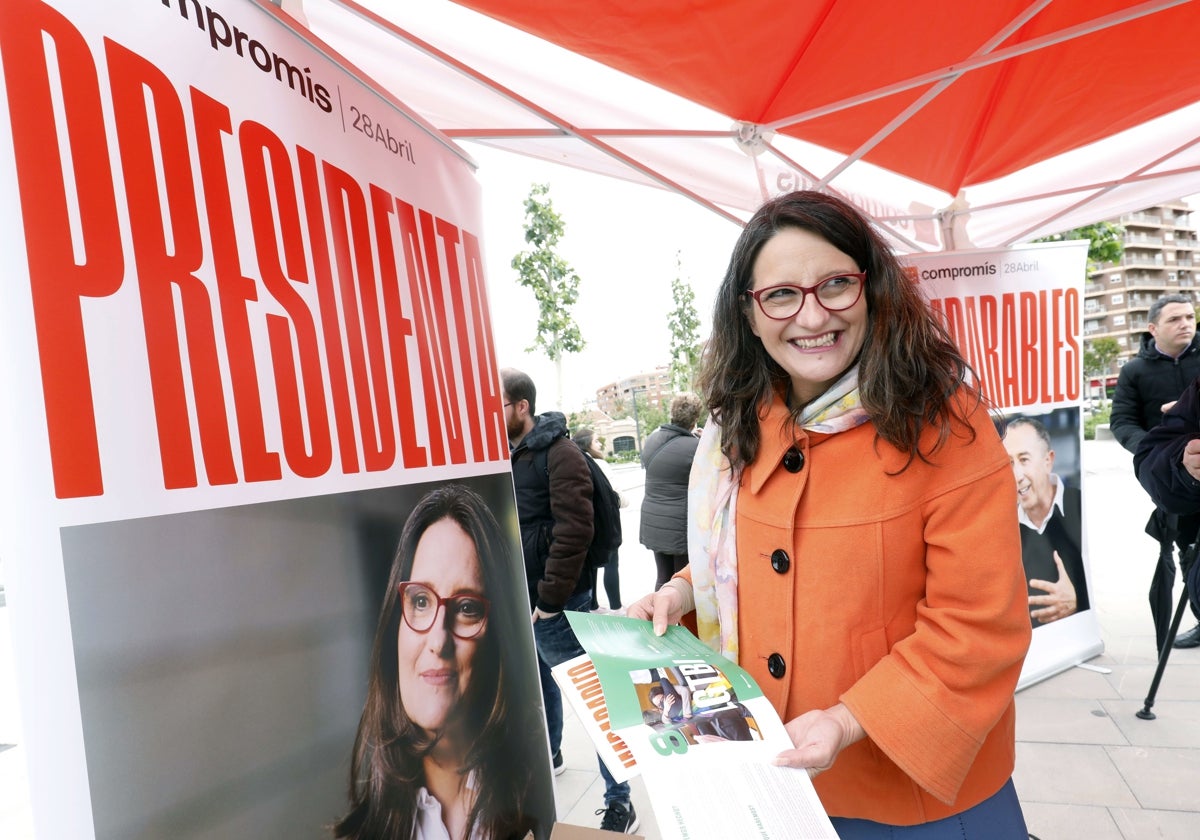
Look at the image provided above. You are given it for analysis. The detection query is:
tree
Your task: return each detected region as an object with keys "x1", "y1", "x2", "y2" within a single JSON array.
[
  {"x1": 667, "y1": 252, "x2": 702, "y2": 392},
  {"x1": 1083, "y1": 336, "x2": 1121, "y2": 406},
  {"x1": 631, "y1": 392, "x2": 669, "y2": 450},
  {"x1": 1036, "y1": 221, "x2": 1124, "y2": 270},
  {"x1": 511, "y1": 183, "x2": 585, "y2": 408}
]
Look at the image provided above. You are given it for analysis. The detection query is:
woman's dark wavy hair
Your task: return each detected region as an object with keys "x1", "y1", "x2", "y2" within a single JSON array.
[
  {"x1": 334, "y1": 484, "x2": 533, "y2": 840},
  {"x1": 697, "y1": 190, "x2": 976, "y2": 471}
]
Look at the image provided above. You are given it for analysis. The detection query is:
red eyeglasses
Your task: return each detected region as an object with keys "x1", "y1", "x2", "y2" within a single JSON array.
[
  {"x1": 745, "y1": 273, "x2": 866, "y2": 320},
  {"x1": 398, "y1": 581, "x2": 490, "y2": 640}
]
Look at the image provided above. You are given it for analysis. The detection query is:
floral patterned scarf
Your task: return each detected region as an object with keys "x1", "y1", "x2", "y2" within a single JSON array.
[{"x1": 687, "y1": 367, "x2": 871, "y2": 663}]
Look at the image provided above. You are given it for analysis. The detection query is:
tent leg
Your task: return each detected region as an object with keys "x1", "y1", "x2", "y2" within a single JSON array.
[
  {"x1": 1137, "y1": 543, "x2": 1197, "y2": 720},
  {"x1": 1136, "y1": 589, "x2": 1189, "y2": 720}
]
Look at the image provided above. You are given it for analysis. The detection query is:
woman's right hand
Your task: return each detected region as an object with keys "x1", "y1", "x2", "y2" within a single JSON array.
[{"x1": 625, "y1": 580, "x2": 689, "y2": 635}]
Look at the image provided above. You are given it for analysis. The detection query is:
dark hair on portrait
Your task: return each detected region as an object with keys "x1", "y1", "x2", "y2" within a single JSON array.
[
  {"x1": 501, "y1": 368, "x2": 537, "y2": 416},
  {"x1": 334, "y1": 484, "x2": 534, "y2": 840},
  {"x1": 697, "y1": 190, "x2": 976, "y2": 470}
]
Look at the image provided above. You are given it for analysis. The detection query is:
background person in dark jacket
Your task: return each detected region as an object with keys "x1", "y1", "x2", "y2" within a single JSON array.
[
  {"x1": 1111, "y1": 293, "x2": 1200, "y2": 649},
  {"x1": 1136, "y1": 374, "x2": 1200, "y2": 515},
  {"x1": 500, "y1": 368, "x2": 638, "y2": 834},
  {"x1": 572, "y1": 428, "x2": 628, "y2": 611},
  {"x1": 639, "y1": 392, "x2": 702, "y2": 589},
  {"x1": 1135, "y1": 375, "x2": 1200, "y2": 638}
]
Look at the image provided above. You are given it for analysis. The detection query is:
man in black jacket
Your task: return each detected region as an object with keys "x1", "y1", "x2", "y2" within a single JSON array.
[
  {"x1": 1136, "y1": 375, "x2": 1200, "y2": 513},
  {"x1": 1135, "y1": 375, "x2": 1200, "y2": 636},
  {"x1": 501, "y1": 368, "x2": 638, "y2": 834},
  {"x1": 1111, "y1": 293, "x2": 1200, "y2": 648}
]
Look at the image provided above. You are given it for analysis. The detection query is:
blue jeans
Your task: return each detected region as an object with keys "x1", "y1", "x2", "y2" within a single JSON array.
[
  {"x1": 831, "y1": 778, "x2": 1027, "y2": 838},
  {"x1": 537, "y1": 653, "x2": 562, "y2": 755},
  {"x1": 533, "y1": 589, "x2": 631, "y2": 806}
]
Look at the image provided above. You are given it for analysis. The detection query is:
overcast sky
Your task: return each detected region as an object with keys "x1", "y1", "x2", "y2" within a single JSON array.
[{"x1": 468, "y1": 144, "x2": 742, "y2": 412}]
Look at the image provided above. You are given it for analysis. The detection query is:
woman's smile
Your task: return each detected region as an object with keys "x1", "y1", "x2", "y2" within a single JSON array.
[
  {"x1": 786, "y1": 330, "x2": 840, "y2": 351},
  {"x1": 747, "y1": 227, "x2": 868, "y2": 404}
]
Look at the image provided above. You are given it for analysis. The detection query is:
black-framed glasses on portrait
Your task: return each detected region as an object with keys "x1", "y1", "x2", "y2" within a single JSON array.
[
  {"x1": 745, "y1": 272, "x2": 866, "y2": 320},
  {"x1": 398, "y1": 581, "x2": 490, "y2": 639}
]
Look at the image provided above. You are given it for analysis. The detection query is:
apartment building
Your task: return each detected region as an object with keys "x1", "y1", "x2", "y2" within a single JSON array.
[
  {"x1": 1084, "y1": 199, "x2": 1199, "y2": 384},
  {"x1": 594, "y1": 368, "x2": 671, "y2": 417}
]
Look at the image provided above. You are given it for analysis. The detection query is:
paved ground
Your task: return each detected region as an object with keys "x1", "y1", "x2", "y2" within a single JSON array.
[{"x1": 3, "y1": 436, "x2": 1199, "y2": 838}]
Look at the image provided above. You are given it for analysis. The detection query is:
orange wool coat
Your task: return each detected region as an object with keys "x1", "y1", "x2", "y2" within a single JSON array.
[{"x1": 690, "y1": 391, "x2": 1031, "y2": 825}]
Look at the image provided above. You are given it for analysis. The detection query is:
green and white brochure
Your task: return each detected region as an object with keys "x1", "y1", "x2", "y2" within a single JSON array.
[{"x1": 554, "y1": 612, "x2": 837, "y2": 840}]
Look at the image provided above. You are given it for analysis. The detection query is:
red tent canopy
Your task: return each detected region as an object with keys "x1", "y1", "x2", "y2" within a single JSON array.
[
  {"x1": 291, "y1": 0, "x2": 1200, "y2": 250},
  {"x1": 455, "y1": 0, "x2": 1200, "y2": 194}
]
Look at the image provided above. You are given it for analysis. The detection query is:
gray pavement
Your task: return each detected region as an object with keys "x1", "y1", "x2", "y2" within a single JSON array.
[{"x1": 3, "y1": 438, "x2": 1199, "y2": 838}]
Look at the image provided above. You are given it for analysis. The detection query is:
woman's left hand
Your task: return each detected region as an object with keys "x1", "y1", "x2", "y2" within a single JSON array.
[{"x1": 773, "y1": 703, "x2": 866, "y2": 778}]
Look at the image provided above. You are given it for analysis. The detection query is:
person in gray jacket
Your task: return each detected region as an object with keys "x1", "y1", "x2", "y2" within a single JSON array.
[{"x1": 639, "y1": 392, "x2": 702, "y2": 589}]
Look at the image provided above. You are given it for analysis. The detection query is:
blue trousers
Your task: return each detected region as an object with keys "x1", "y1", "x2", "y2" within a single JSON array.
[
  {"x1": 533, "y1": 589, "x2": 631, "y2": 806},
  {"x1": 831, "y1": 778, "x2": 1027, "y2": 839}
]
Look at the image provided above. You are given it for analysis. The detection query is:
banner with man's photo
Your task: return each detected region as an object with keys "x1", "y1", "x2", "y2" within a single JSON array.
[
  {"x1": 0, "y1": 1, "x2": 555, "y2": 837},
  {"x1": 907, "y1": 241, "x2": 1099, "y2": 688}
]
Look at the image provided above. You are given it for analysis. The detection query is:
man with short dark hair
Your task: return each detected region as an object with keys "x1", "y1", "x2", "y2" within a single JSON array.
[
  {"x1": 501, "y1": 368, "x2": 638, "y2": 834},
  {"x1": 1111, "y1": 293, "x2": 1200, "y2": 649}
]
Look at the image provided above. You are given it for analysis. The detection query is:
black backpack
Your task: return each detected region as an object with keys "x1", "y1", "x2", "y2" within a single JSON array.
[{"x1": 533, "y1": 441, "x2": 623, "y2": 569}]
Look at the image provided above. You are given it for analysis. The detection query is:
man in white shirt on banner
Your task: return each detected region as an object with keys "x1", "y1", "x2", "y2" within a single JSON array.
[{"x1": 1002, "y1": 416, "x2": 1088, "y2": 627}]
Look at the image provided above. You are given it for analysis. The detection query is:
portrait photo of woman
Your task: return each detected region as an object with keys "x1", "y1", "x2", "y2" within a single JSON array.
[{"x1": 334, "y1": 483, "x2": 545, "y2": 840}]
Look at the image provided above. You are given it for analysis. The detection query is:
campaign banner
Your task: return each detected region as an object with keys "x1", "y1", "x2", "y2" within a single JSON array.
[
  {"x1": 0, "y1": 1, "x2": 554, "y2": 838},
  {"x1": 907, "y1": 241, "x2": 1100, "y2": 688}
]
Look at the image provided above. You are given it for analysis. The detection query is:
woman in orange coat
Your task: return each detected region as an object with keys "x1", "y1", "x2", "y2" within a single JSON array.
[{"x1": 629, "y1": 191, "x2": 1032, "y2": 837}]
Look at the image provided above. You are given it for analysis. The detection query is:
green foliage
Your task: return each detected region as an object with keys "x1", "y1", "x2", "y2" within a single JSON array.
[
  {"x1": 511, "y1": 183, "x2": 585, "y2": 361},
  {"x1": 634, "y1": 393, "x2": 669, "y2": 439},
  {"x1": 1083, "y1": 337, "x2": 1120, "y2": 379},
  {"x1": 667, "y1": 253, "x2": 701, "y2": 391},
  {"x1": 566, "y1": 411, "x2": 587, "y2": 433},
  {"x1": 1084, "y1": 405, "x2": 1112, "y2": 441},
  {"x1": 610, "y1": 392, "x2": 669, "y2": 449},
  {"x1": 1035, "y1": 222, "x2": 1124, "y2": 271}
]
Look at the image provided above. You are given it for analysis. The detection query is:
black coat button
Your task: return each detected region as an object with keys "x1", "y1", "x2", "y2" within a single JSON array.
[
  {"x1": 767, "y1": 653, "x2": 786, "y2": 678},
  {"x1": 770, "y1": 549, "x2": 791, "y2": 573},
  {"x1": 782, "y1": 447, "x2": 804, "y2": 472}
]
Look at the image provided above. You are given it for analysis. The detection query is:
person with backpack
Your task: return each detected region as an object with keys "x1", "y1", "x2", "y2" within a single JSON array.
[
  {"x1": 572, "y1": 428, "x2": 627, "y2": 612},
  {"x1": 500, "y1": 368, "x2": 639, "y2": 835}
]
